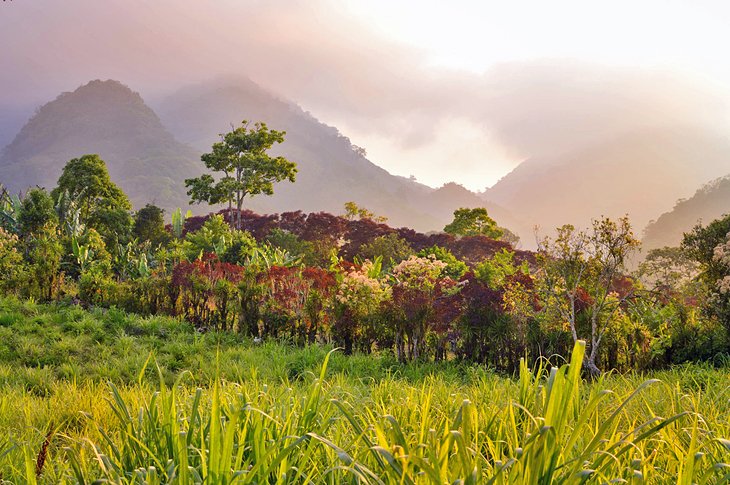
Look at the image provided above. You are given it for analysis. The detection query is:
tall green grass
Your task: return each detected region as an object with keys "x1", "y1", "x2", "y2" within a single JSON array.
[
  {"x1": 0, "y1": 297, "x2": 728, "y2": 482},
  {"x1": 0, "y1": 343, "x2": 728, "y2": 483}
]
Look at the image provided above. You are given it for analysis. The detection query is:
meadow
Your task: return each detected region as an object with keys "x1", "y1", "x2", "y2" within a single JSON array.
[{"x1": 0, "y1": 297, "x2": 728, "y2": 483}]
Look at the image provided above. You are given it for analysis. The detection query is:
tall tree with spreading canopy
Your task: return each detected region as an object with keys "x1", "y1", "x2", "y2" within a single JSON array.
[
  {"x1": 51, "y1": 154, "x2": 133, "y2": 248},
  {"x1": 536, "y1": 216, "x2": 640, "y2": 375},
  {"x1": 185, "y1": 121, "x2": 297, "y2": 230},
  {"x1": 444, "y1": 207, "x2": 503, "y2": 239}
]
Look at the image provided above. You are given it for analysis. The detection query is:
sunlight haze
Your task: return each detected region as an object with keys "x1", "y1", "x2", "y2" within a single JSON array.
[{"x1": 3, "y1": 0, "x2": 730, "y2": 191}]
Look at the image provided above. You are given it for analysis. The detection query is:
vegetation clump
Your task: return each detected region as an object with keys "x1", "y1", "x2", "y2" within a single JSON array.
[{"x1": 0, "y1": 122, "x2": 729, "y2": 482}]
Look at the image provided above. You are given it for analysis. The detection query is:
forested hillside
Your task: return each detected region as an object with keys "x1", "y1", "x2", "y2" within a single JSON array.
[{"x1": 643, "y1": 175, "x2": 730, "y2": 250}]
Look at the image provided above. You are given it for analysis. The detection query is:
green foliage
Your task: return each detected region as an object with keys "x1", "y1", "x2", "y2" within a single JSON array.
[
  {"x1": 181, "y1": 214, "x2": 259, "y2": 263},
  {"x1": 418, "y1": 245, "x2": 468, "y2": 280},
  {"x1": 78, "y1": 261, "x2": 117, "y2": 306},
  {"x1": 444, "y1": 207, "x2": 503, "y2": 239},
  {"x1": 51, "y1": 154, "x2": 133, "y2": 250},
  {"x1": 51, "y1": 154, "x2": 131, "y2": 220},
  {"x1": 537, "y1": 216, "x2": 641, "y2": 374},
  {"x1": 170, "y1": 207, "x2": 192, "y2": 239},
  {"x1": 265, "y1": 228, "x2": 319, "y2": 265},
  {"x1": 221, "y1": 230, "x2": 259, "y2": 265},
  {"x1": 344, "y1": 201, "x2": 388, "y2": 222},
  {"x1": 358, "y1": 233, "x2": 413, "y2": 267},
  {"x1": 682, "y1": 215, "x2": 730, "y2": 333},
  {"x1": 18, "y1": 188, "x2": 58, "y2": 237},
  {"x1": 475, "y1": 248, "x2": 527, "y2": 288},
  {"x1": 0, "y1": 303, "x2": 726, "y2": 484},
  {"x1": 0, "y1": 185, "x2": 22, "y2": 233},
  {"x1": 0, "y1": 227, "x2": 25, "y2": 293},
  {"x1": 245, "y1": 243, "x2": 302, "y2": 269},
  {"x1": 638, "y1": 245, "x2": 699, "y2": 291},
  {"x1": 133, "y1": 204, "x2": 169, "y2": 246},
  {"x1": 185, "y1": 121, "x2": 297, "y2": 229},
  {"x1": 184, "y1": 214, "x2": 232, "y2": 259},
  {"x1": 23, "y1": 224, "x2": 64, "y2": 301},
  {"x1": 682, "y1": 213, "x2": 730, "y2": 284}
]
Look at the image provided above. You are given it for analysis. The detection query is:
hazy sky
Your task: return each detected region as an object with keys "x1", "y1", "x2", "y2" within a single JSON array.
[{"x1": 2, "y1": 0, "x2": 730, "y2": 190}]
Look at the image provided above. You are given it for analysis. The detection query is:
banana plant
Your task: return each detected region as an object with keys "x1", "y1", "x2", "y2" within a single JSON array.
[
  {"x1": 213, "y1": 234, "x2": 229, "y2": 257},
  {"x1": 71, "y1": 236, "x2": 94, "y2": 272},
  {"x1": 0, "y1": 185, "x2": 21, "y2": 234},
  {"x1": 115, "y1": 240, "x2": 157, "y2": 279},
  {"x1": 171, "y1": 208, "x2": 192, "y2": 239},
  {"x1": 137, "y1": 253, "x2": 151, "y2": 278},
  {"x1": 245, "y1": 243, "x2": 302, "y2": 270},
  {"x1": 54, "y1": 189, "x2": 86, "y2": 237}
]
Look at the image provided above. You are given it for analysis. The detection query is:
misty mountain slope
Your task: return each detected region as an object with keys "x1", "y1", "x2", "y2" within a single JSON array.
[
  {"x1": 0, "y1": 80, "x2": 202, "y2": 210},
  {"x1": 484, "y1": 126, "x2": 730, "y2": 238},
  {"x1": 0, "y1": 104, "x2": 34, "y2": 150},
  {"x1": 158, "y1": 79, "x2": 520, "y2": 233},
  {"x1": 642, "y1": 175, "x2": 730, "y2": 250}
]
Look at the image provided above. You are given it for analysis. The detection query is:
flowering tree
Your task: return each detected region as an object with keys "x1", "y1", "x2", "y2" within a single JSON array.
[
  {"x1": 536, "y1": 216, "x2": 640, "y2": 375},
  {"x1": 332, "y1": 259, "x2": 391, "y2": 354},
  {"x1": 710, "y1": 232, "x2": 730, "y2": 331},
  {"x1": 389, "y1": 255, "x2": 456, "y2": 361}
]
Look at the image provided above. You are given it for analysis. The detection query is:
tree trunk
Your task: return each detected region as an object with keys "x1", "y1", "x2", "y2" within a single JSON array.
[{"x1": 584, "y1": 348, "x2": 602, "y2": 377}]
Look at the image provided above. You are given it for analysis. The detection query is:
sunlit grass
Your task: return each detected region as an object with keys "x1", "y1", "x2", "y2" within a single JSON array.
[{"x1": 0, "y1": 297, "x2": 728, "y2": 483}]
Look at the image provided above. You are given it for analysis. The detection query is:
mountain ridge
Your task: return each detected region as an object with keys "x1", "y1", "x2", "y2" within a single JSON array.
[
  {"x1": 642, "y1": 174, "x2": 730, "y2": 250},
  {"x1": 0, "y1": 79, "x2": 203, "y2": 210},
  {"x1": 0, "y1": 78, "x2": 521, "y2": 237}
]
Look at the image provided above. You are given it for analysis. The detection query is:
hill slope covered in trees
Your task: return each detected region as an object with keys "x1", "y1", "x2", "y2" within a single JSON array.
[
  {"x1": 484, "y1": 127, "x2": 730, "y2": 239},
  {"x1": 0, "y1": 78, "x2": 520, "y2": 234},
  {"x1": 0, "y1": 80, "x2": 202, "y2": 211},
  {"x1": 643, "y1": 175, "x2": 730, "y2": 250},
  {"x1": 156, "y1": 78, "x2": 520, "y2": 233}
]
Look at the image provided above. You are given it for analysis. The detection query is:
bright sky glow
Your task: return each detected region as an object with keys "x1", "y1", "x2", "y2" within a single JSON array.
[{"x1": 2, "y1": 0, "x2": 730, "y2": 190}]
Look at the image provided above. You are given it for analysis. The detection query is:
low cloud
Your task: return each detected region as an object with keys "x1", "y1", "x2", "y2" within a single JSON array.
[{"x1": 1, "y1": 0, "x2": 728, "y2": 188}]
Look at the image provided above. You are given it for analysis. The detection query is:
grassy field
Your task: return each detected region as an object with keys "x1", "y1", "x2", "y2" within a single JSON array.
[{"x1": 0, "y1": 297, "x2": 728, "y2": 483}]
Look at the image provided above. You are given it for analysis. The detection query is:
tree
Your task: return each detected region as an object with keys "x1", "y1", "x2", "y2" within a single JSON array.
[
  {"x1": 52, "y1": 154, "x2": 133, "y2": 249},
  {"x1": 18, "y1": 188, "x2": 58, "y2": 237},
  {"x1": 52, "y1": 154, "x2": 131, "y2": 222},
  {"x1": 682, "y1": 214, "x2": 730, "y2": 336},
  {"x1": 536, "y1": 216, "x2": 640, "y2": 375},
  {"x1": 133, "y1": 204, "x2": 169, "y2": 246},
  {"x1": 0, "y1": 227, "x2": 24, "y2": 294},
  {"x1": 344, "y1": 201, "x2": 388, "y2": 223},
  {"x1": 444, "y1": 208, "x2": 503, "y2": 239},
  {"x1": 637, "y1": 246, "x2": 698, "y2": 293},
  {"x1": 357, "y1": 233, "x2": 413, "y2": 266},
  {"x1": 682, "y1": 214, "x2": 730, "y2": 286},
  {"x1": 185, "y1": 121, "x2": 297, "y2": 230},
  {"x1": 475, "y1": 248, "x2": 529, "y2": 289}
]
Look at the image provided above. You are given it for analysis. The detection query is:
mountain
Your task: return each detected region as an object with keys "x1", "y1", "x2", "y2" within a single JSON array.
[
  {"x1": 0, "y1": 78, "x2": 519, "y2": 235},
  {"x1": 642, "y1": 175, "x2": 730, "y2": 250},
  {"x1": 0, "y1": 103, "x2": 33, "y2": 149},
  {"x1": 484, "y1": 126, "x2": 730, "y2": 241},
  {"x1": 0, "y1": 79, "x2": 202, "y2": 210},
  {"x1": 156, "y1": 78, "x2": 520, "y2": 233}
]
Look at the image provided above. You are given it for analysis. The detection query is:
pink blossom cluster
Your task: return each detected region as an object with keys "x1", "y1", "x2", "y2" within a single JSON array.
[
  {"x1": 335, "y1": 262, "x2": 391, "y2": 315},
  {"x1": 713, "y1": 231, "x2": 730, "y2": 294},
  {"x1": 392, "y1": 255, "x2": 447, "y2": 288}
]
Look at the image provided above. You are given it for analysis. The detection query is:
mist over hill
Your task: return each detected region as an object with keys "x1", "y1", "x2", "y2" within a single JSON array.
[
  {"x1": 0, "y1": 78, "x2": 520, "y2": 236},
  {"x1": 6, "y1": 75, "x2": 725, "y2": 247},
  {"x1": 642, "y1": 175, "x2": 730, "y2": 250},
  {"x1": 484, "y1": 126, "x2": 730, "y2": 240},
  {"x1": 0, "y1": 80, "x2": 202, "y2": 210},
  {"x1": 156, "y1": 78, "x2": 520, "y2": 233}
]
